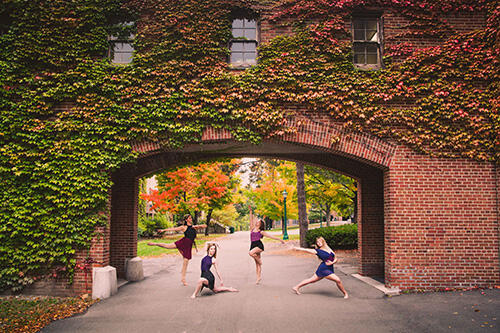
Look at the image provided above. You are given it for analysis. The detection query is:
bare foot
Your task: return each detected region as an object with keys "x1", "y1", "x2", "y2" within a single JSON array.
[
  {"x1": 255, "y1": 278, "x2": 261, "y2": 285},
  {"x1": 343, "y1": 294, "x2": 349, "y2": 299},
  {"x1": 292, "y1": 287, "x2": 301, "y2": 295},
  {"x1": 190, "y1": 295, "x2": 196, "y2": 299},
  {"x1": 229, "y1": 287, "x2": 239, "y2": 292},
  {"x1": 181, "y1": 279, "x2": 187, "y2": 286}
]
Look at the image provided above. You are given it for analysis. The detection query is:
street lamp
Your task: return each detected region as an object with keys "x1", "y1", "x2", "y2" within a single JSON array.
[{"x1": 282, "y1": 189, "x2": 289, "y2": 240}]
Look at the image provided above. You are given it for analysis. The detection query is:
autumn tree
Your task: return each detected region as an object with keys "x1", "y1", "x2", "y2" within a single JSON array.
[
  {"x1": 141, "y1": 160, "x2": 239, "y2": 234},
  {"x1": 246, "y1": 160, "x2": 298, "y2": 224},
  {"x1": 304, "y1": 166, "x2": 357, "y2": 225}
]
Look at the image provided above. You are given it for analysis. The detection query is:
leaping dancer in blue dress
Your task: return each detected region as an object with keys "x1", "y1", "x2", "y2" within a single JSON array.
[
  {"x1": 292, "y1": 236, "x2": 349, "y2": 298},
  {"x1": 190, "y1": 243, "x2": 238, "y2": 298}
]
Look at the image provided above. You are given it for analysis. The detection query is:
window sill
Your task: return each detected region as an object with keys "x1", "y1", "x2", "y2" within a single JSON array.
[{"x1": 354, "y1": 64, "x2": 382, "y2": 71}]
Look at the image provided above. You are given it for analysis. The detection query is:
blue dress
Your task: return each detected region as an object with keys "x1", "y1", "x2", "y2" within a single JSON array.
[{"x1": 315, "y1": 249, "x2": 335, "y2": 277}]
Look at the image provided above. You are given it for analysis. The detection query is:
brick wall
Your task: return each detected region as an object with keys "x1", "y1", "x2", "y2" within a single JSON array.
[
  {"x1": 385, "y1": 146, "x2": 499, "y2": 289},
  {"x1": 38, "y1": 6, "x2": 498, "y2": 295}
]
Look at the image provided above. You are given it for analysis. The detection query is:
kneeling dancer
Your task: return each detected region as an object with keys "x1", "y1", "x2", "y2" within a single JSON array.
[
  {"x1": 292, "y1": 236, "x2": 348, "y2": 298},
  {"x1": 191, "y1": 243, "x2": 238, "y2": 298}
]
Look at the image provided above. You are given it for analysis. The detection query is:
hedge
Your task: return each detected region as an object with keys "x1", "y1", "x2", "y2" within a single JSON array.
[{"x1": 305, "y1": 224, "x2": 357, "y2": 250}]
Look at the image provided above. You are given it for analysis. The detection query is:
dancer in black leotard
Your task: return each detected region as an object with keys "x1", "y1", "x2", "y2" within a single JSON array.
[
  {"x1": 190, "y1": 243, "x2": 238, "y2": 298},
  {"x1": 249, "y1": 219, "x2": 285, "y2": 284},
  {"x1": 292, "y1": 236, "x2": 348, "y2": 298},
  {"x1": 147, "y1": 214, "x2": 206, "y2": 285}
]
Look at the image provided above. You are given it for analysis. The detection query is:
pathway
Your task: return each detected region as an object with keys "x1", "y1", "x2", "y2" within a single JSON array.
[{"x1": 43, "y1": 231, "x2": 499, "y2": 332}]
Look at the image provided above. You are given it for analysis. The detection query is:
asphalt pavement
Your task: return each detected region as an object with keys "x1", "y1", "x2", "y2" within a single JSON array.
[{"x1": 43, "y1": 231, "x2": 499, "y2": 333}]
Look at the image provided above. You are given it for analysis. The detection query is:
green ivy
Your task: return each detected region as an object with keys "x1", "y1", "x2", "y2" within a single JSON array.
[{"x1": 0, "y1": 0, "x2": 498, "y2": 291}]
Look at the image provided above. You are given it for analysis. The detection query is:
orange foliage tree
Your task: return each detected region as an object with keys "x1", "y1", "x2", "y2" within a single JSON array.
[{"x1": 141, "y1": 160, "x2": 239, "y2": 233}]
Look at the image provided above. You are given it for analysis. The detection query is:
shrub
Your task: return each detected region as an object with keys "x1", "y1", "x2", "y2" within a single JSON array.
[
  {"x1": 138, "y1": 214, "x2": 174, "y2": 238},
  {"x1": 305, "y1": 224, "x2": 357, "y2": 249}
]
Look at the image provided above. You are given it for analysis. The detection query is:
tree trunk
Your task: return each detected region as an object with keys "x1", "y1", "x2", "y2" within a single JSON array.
[
  {"x1": 194, "y1": 211, "x2": 200, "y2": 225},
  {"x1": 353, "y1": 186, "x2": 358, "y2": 224},
  {"x1": 296, "y1": 162, "x2": 308, "y2": 247},
  {"x1": 324, "y1": 204, "x2": 331, "y2": 227},
  {"x1": 205, "y1": 209, "x2": 213, "y2": 236}
]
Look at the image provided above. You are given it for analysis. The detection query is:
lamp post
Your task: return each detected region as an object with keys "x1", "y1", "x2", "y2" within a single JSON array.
[{"x1": 282, "y1": 190, "x2": 289, "y2": 240}]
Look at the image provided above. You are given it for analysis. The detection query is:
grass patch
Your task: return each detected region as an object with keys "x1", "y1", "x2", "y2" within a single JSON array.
[
  {"x1": 138, "y1": 234, "x2": 227, "y2": 257},
  {"x1": 263, "y1": 234, "x2": 300, "y2": 243},
  {"x1": 268, "y1": 223, "x2": 321, "y2": 232},
  {"x1": 0, "y1": 295, "x2": 96, "y2": 333}
]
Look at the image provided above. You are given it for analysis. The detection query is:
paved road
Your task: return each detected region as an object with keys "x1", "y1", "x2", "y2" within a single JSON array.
[{"x1": 44, "y1": 232, "x2": 499, "y2": 333}]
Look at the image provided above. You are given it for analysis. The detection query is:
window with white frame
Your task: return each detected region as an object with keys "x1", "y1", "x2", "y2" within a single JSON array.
[
  {"x1": 230, "y1": 18, "x2": 258, "y2": 68},
  {"x1": 109, "y1": 22, "x2": 135, "y2": 65},
  {"x1": 352, "y1": 17, "x2": 382, "y2": 69}
]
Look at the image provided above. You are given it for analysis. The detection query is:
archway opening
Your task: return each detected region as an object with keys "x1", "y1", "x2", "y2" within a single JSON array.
[{"x1": 109, "y1": 141, "x2": 386, "y2": 283}]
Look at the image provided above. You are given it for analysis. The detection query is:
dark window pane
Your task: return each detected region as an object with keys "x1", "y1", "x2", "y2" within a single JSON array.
[
  {"x1": 354, "y1": 53, "x2": 365, "y2": 64},
  {"x1": 353, "y1": 44, "x2": 365, "y2": 53},
  {"x1": 232, "y1": 19, "x2": 244, "y2": 28},
  {"x1": 353, "y1": 21, "x2": 364, "y2": 30},
  {"x1": 366, "y1": 53, "x2": 378, "y2": 64},
  {"x1": 354, "y1": 29, "x2": 365, "y2": 40},
  {"x1": 366, "y1": 30, "x2": 378, "y2": 42},
  {"x1": 366, "y1": 21, "x2": 377, "y2": 31},
  {"x1": 367, "y1": 44, "x2": 378, "y2": 53}
]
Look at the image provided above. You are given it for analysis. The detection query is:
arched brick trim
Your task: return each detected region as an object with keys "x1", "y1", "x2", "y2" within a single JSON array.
[{"x1": 132, "y1": 120, "x2": 396, "y2": 169}]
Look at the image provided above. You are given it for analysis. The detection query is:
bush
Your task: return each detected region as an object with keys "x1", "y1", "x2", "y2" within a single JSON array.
[
  {"x1": 138, "y1": 214, "x2": 174, "y2": 238},
  {"x1": 305, "y1": 224, "x2": 357, "y2": 249}
]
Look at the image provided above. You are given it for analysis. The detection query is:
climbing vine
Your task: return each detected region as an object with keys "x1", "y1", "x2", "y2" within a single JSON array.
[{"x1": 0, "y1": 0, "x2": 498, "y2": 291}]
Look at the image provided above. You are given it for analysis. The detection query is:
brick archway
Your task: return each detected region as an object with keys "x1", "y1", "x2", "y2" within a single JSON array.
[
  {"x1": 108, "y1": 121, "x2": 394, "y2": 286},
  {"x1": 74, "y1": 120, "x2": 499, "y2": 295}
]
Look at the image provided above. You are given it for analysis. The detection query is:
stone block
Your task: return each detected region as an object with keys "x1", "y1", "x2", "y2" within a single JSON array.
[
  {"x1": 125, "y1": 257, "x2": 144, "y2": 282},
  {"x1": 92, "y1": 266, "x2": 118, "y2": 300}
]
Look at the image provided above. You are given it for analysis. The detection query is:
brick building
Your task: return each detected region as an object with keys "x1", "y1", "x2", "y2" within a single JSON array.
[{"x1": 26, "y1": 3, "x2": 498, "y2": 296}]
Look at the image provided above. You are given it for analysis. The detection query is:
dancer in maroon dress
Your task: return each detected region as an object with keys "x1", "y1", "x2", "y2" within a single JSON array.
[{"x1": 148, "y1": 214, "x2": 206, "y2": 285}]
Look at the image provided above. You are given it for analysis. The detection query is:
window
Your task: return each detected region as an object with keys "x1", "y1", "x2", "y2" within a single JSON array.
[
  {"x1": 109, "y1": 22, "x2": 135, "y2": 65},
  {"x1": 352, "y1": 17, "x2": 382, "y2": 69},
  {"x1": 230, "y1": 18, "x2": 258, "y2": 68}
]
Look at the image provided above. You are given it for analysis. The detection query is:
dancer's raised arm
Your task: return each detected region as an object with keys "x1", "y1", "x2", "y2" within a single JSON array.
[
  {"x1": 261, "y1": 231, "x2": 285, "y2": 244},
  {"x1": 292, "y1": 246, "x2": 316, "y2": 254},
  {"x1": 192, "y1": 224, "x2": 207, "y2": 230},
  {"x1": 158, "y1": 225, "x2": 186, "y2": 233}
]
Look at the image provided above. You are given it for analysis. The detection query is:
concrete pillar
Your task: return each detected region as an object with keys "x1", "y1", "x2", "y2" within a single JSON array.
[
  {"x1": 125, "y1": 257, "x2": 144, "y2": 282},
  {"x1": 92, "y1": 266, "x2": 118, "y2": 299}
]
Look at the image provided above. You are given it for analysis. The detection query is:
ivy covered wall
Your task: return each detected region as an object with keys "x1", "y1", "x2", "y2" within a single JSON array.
[{"x1": 0, "y1": 0, "x2": 498, "y2": 291}]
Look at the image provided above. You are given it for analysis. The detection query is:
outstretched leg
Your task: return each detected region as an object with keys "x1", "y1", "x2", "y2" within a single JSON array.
[
  {"x1": 213, "y1": 286, "x2": 239, "y2": 293},
  {"x1": 181, "y1": 258, "x2": 189, "y2": 286},
  {"x1": 292, "y1": 274, "x2": 322, "y2": 295},
  {"x1": 325, "y1": 274, "x2": 348, "y2": 299},
  {"x1": 249, "y1": 248, "x2": 263, "y2": 284},
  {"x1": 147, "y1": 242, "x2": 177, "y2": 249},
  {"x1": 191, "y1": 278, "x2": 208, "y2": 298}
]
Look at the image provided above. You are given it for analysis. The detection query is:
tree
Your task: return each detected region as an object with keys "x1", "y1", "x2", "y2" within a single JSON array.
[
  {"x1": 296, "y1": 162, "x2": 308, "y2": 247},
  {"x1": 141, "y1": 160, "x2": 239, "y2": 232},
  {"x1": 246, "y1": 160, "x2": 298, "y2": 223},
  {"x1": 304, "y1": 166, "x2": 357, "y2": 225}
]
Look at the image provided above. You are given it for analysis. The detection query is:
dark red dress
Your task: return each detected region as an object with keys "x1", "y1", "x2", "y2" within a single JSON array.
[{"x1": 174, "y1": 225, "x2": 196, "y2": 259}]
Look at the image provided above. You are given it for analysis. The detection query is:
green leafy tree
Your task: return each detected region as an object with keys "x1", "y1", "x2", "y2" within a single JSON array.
[{"x1": 304, "y1": 165, "x2": 357, "y2": 225}]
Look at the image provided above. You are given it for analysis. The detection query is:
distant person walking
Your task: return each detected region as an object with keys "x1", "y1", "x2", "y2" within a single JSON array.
[
  {"x1": 191, "y1": 243, "x2": 238, "y2": 298},
  {"x1": 292, "y1": 236, "x2": 348, "y2": 298},
  {"x1": 147, "y1": 214, "x2": 206, "y2": 286},
  {"x1": 249, "y1": 219, "x2": 285, "y2": 284}
]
